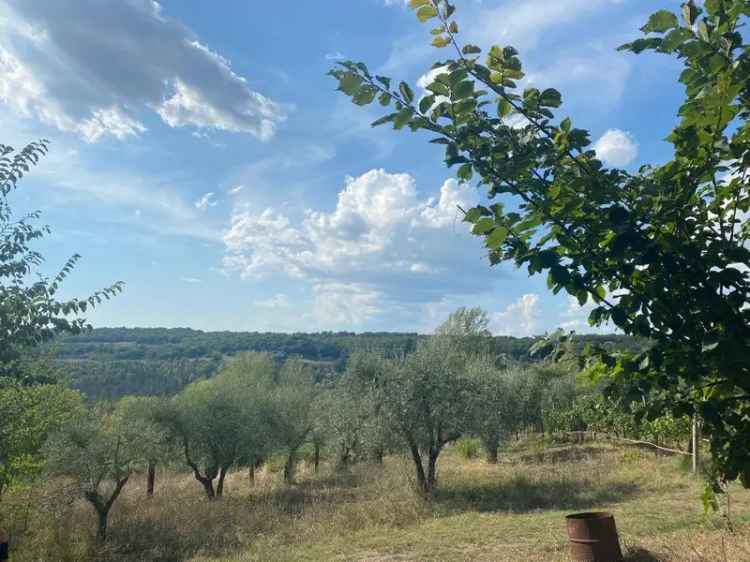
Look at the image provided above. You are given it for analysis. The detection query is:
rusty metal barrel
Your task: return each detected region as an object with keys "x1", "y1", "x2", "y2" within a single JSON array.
[{"x1": 565, "y1": 512, "x2": 623, "y2": 562}]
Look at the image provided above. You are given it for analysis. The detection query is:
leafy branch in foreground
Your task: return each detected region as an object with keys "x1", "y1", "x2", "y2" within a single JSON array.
[
  {"x1": 0, "y1": 141, "x2": 123, "y2": 382},
  {"x1": 329, "y1": 0, "x2": 750, "y2": 487}
]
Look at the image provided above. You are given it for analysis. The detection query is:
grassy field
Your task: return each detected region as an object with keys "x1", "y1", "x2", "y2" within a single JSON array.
[{"x1": 6, "y1": 439, "x2": 750, "y2": 562}]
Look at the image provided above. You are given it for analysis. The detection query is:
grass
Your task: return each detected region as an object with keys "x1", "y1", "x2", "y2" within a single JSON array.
[{"x1": 4, "y1": 440, "x2": 749, "y2": 562}]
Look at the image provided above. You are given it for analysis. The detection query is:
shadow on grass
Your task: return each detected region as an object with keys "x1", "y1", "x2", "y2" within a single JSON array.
[
  {"x1": 517, "y1": 445, "x2": 606, "y2": 465},
  {"x1": 624, "y1": 547, "x2": 663, "y2": 562},
  {"x1": 432, "y1": 474, "x2": 640, "y2": 514}
]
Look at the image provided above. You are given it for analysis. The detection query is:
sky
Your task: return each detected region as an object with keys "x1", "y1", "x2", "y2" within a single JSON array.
[{"x1": 0, "y1": 0, "x2": 686, "y2": 335}]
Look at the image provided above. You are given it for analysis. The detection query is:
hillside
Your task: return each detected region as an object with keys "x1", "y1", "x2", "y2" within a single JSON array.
[{"x1": 52, "y1": 328, "x2": 644, "y2": 401}]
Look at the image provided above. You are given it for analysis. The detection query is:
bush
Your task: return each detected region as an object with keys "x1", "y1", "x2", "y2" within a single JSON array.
[{"x1": 455, "y1": 437, "x2": 481, "y2": 460}]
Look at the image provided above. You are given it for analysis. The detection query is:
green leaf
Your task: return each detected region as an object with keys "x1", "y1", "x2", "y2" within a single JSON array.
[
  {"x1": 416, "y1": 5, "x2": 438, "y2": 22},
  {"x1": 498, "y1": 98, "x2": 513, "y2": 118},
  {"x1": 560, "y1": 117, "x2": 572, "y2": 132},
  {"x1": 451, "y1": 80, "x2": 474, "y2": 101},
  {"x1": 462, "y1": 44, "x2": 481, "y2": 55},
  {"x1": 432, "y1": 35, "x2": 451, "y2": 48},
  {"x1": 427, "y1": 81, "x2": 450, "y2": 96},
  {"x1": 698, "y1": 20, "x2": 710, "y2": 41},
  {"x1": 419, "y1": 95, "x2": 435, "y2": 113},
  {"x1": 463, "y1": 207, "x2": 483, "y2": 223},
  {"x1": 371, "y1": 114, "x2": 395, "y2": 127},
  {"x1": 486, "y1": 226, "x2": 508, "y2": 249},
  {"x1": 682, "y1": 1, "x2": 700, "y2": 25},
  {"x1": 472, "y1": 217, "x2": 495, "y2": 235},
  {"x1": 339, "y1": 73, "x2": 363, "y2": 95},
  {"x1": 408, "y1": 0, "x2": 431, "y2": 7},
  {"x1": 448, "y1": 21, "x2": 459, "y2": 34},
  {"x1": 399, "y1": 82, "x2": 414, "y2": 104},
  {"x1": 457, "y1": 163, "x2": 473, "y2": 182},
  {"x1": 378, "y1": 92, "x2": 391, "y2": 106},
  {"x1": 393, "y1": 108, "x2": 414, "y2": 129},
  {"x1": 539, "y1": 88, "x2": 562, "y2": 108},
  {"x1": 641, "y1": 10, "x2": 679, "y2": 33},
  {"x1": 375, "y1": 75, "x2": 391, "y2": 89}
]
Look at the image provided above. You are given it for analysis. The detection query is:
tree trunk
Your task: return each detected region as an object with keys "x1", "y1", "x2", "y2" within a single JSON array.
[
  {"x1": 216, "y1": 466, "x2": 229, "y2": 497},
  {"x1": 313, "y1": 442, "x2": 320, "y2": 473},
  {"x1": 248, "y1": 464, "x2": 255, "y2": 487},
  {"x1": 426, "y1": 447, "x2": 440, "y2": 492},
  {"x1": 407, "y1": 441, "x2": 428, "y2": 494},
  {"x1": 197, "y1": 475, "x2": 215, "y2": 500},
  {"x1": 147, "y1": 461, "x2": 156, "y2": 498},
  {"x1": 692, "y1": 414, "x2": 700, "y2": 475},
  {"x1": 96, "y1": 508, "x2": 108, "y2": 545},
  {"x1": 283, "y1": 450, "x2": 296, "y2": 484},
  {"x1": 486, "y1": 442, "x2": 499, "y2": 464}
]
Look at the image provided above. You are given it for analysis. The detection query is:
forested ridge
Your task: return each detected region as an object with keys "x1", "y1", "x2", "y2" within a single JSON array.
[{"x1": 53, "y1": 327, "x2": 644, "y2": 400}]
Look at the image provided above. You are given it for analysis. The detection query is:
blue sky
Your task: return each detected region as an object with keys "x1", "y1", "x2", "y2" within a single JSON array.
[{"x1": 0, "y1": 0, "x2": 685, "y2": 334}]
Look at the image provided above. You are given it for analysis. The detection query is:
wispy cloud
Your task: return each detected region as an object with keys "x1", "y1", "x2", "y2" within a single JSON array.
[
  {"x1": 194, "y1": 192, "x2": 219, "y2": 211},
  {"x1": 180, "y1": 277, "x2": 203, "y2": 284}
]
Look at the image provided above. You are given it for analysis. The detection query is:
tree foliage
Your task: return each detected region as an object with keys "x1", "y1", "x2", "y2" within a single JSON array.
[
  {"x1": 0, "y1": 382, "x2": 84, "y2": 495},
  {"x1": 44, "y1": 404, "x2": 163, "y2": 543},
  {"x1": 330, "y1": 0, "x2": 750, "y2": 487},
  {"x1": 0, "y1": 141, "x2": 122, "y2": 382}
]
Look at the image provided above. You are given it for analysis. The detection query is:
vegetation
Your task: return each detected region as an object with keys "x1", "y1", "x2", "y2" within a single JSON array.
[
  {"x1": 1, "y1": 440, "x2": 747, "y2": 562},
  {"x1": 330, "y1": 0, "x2": 750, "y2": 488},
  {"x1": 1, "y1": 0, "x2": 749, "y2": 560},
  {"x1": 0, "y1": 141, "x2": 122, "y2": 383}
]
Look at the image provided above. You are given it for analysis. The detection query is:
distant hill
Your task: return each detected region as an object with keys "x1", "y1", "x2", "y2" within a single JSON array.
[{"x1": 52, "y1": 327, "x2": 643, "y2": 401}]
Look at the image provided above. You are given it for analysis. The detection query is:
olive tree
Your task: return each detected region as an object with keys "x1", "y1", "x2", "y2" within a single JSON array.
[
  {"x1": 44, "y1": 405, "x2": 162, "y2": 544},
  {"x1": 330, "y1": 0, "x2": 750, "y2": 487},
  {"x1": 267, "y1": 359, "x2": 320, "y2": 484},
  {"x1": 464, "y1": 357, "x2": 520, "y2": 463},
  {"x1": 169, "y1": 356, "x2": 270, "y2": 499}
]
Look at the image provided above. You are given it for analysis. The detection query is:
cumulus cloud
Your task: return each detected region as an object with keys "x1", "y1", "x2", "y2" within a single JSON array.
[
  {"x1": 223, "y1": 169, "x2": 491, "y2": 326},
  {"x1": 490, "y1": 293, "x2": 540, "y2": 336},
  {"x1": 0, "y1": 0, "x2": 285, "y2": 141},
  {"x1": 594, "y1": 129, "x2": 639, "y2": 167}
]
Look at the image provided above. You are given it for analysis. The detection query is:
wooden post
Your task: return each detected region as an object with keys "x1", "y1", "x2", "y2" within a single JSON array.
[
  {"x1": 691, "y1": 414, "x2": 700, "y2": 475},
  {"x1": 147, "y1": 461, "x2": 156, "y2": 497}
]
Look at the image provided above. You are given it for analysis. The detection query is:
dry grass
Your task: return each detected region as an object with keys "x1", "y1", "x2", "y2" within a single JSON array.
[{"x1": 3, "y1": 441, "x2": 749, "y2": 562}]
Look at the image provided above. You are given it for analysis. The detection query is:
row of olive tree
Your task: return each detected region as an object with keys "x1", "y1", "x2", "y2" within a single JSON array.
[
  {"x1": 327, "y1": 307, "x2": 554, "y2": 494},
  {"x1": 39, "y1": 352, "x2": 321, "y2": 542}
]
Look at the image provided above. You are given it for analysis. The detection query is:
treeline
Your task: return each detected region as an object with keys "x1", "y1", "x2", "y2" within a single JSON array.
[{"x1": 53, "y1": 327, "x2": 645, "y2": 401}]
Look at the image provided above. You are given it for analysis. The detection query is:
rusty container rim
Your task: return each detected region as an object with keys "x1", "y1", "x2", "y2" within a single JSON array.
[{"x1": 566, "y1": 511, "x2": 614, "y2": 521}]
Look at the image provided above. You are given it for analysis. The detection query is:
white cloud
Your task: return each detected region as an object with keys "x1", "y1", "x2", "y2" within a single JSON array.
[
  {"x1": 325, "y1": 51, "x2": 346, "y2": 61},
  {"x1": 223, "y1": 169, "x2": 491, "y2": 327},
  {"x1": 0, "y1": 1, "x2": 285, "y2": 141},
  {"x1": 255, "y1": 293, "x2": 291, "y2": 309},
  {"x1": 559, "y1": 295, "x2": 613, "y2": 333},
  {"x1": 490, "y1": 293, "x2": 540, "y2": 336},
  {"x1": 180, "y1": 277, "x2": 203, "y2": 284},
  {"x1": 468, "y1": 0, "x2": 621, "y2": 52},
  {"x1": 594, "y1": 129, "x2": 639, "y2": 167},
  {"x1": 194, "y1": 192, "x2": 219, "y2": 211}
]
